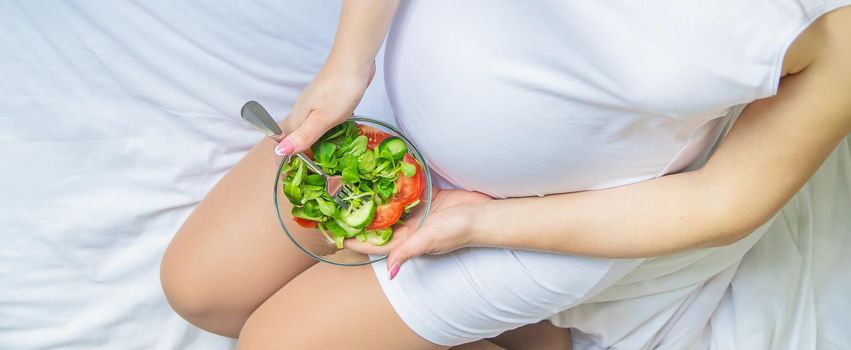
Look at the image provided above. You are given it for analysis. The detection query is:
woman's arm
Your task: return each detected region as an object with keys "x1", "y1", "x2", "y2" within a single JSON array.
[
  {"x1": 471, "y1": 14, "x2": 851, "y2": 259},
  {"x1": 327, "y1": 0, "x2": 399, "y2": 72},
  {"x1": 275, "y1": 0, "x2": 399, "y2": 155}
]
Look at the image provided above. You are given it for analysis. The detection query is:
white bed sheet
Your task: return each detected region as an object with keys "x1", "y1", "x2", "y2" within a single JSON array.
[
  {"x1": 0, "y1": 1, "x2": 848, "y2": 350},
  {"x1": 0, "y1": 2, "x2": 387, "y2": 349}
]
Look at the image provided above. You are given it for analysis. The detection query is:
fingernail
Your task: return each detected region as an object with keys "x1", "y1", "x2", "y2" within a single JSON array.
[
  {"x1": 275, "y1": 139, "x2": 294, "y2": 156},
  {"x1": 388, "y1": 263, "x2": 400, "y2": 280}
]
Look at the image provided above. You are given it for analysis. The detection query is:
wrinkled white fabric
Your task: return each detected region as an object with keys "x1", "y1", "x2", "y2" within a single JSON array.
[
  {"x1": 373, "y1": 0, "x2": 851, "y2": 348},
  {"x1": 0, "y1": 1, "x2": 393, "y2": 349},
  {"x1": 556, "y1": 138, "x2": 851, "y2": 349}
]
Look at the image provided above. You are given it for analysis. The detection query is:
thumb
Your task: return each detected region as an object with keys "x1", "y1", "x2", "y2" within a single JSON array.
[
  {"x1": 275, "y1": 110, "x2": 333, "y2": 156},
  {"x1": 386, "y1": 227, "x2": 432, "y2": 280}
]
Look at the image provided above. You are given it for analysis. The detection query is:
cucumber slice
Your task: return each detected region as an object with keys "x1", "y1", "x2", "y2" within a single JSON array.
[
  {"x1": 365, "y1": 228, "x2": 393, "y2": 246},
  {"x1": 338, "y1": 198, "x2": 376, "y2": 229},
  {"x1": 378, "y1": 137, "x2": 408, "y2": 162},
  {"x1": 333, "y1": 218, "x2": 364, "y2": 238},
  {"x1": 403, "y1": 199, "x2": 420, "y2": 213}
]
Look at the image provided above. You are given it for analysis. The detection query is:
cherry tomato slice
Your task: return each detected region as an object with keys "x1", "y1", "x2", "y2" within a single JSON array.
[
  {"x1": 394, "y1": 155, "x2": 423, "y2": 206},
  {"x1": 293, "y1": 217, "x2": 318, "y2": 229},
  {"x1": 357, "y1": 124, "x2": 392, "y2": 150},
  {"x1": 366, "y1": 201, "x2": 404, "y2": 229}
]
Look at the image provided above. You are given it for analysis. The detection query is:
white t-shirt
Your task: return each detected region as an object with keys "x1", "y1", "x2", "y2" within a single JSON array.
[
  {"x1": 381, "y1": 2, "x2": 851, "y2": 347},
  {"x1": 384, "y1": 0, "x2": 845, "y2": 198}
]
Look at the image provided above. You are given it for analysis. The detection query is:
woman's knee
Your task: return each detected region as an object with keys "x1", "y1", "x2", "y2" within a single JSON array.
[{"x1": 160, "y1": 232, "x2": 252, "y2": 337}]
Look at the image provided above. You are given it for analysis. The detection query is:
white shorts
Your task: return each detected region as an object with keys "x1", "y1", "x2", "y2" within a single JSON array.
[{"x1": 370, "y1": 248, "x2": 642, "y2": 346}]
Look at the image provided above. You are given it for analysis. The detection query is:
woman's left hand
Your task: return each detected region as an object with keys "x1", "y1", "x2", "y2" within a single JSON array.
[{"x1": 344, "y1": 188, "x2": 492, "y2": 279}]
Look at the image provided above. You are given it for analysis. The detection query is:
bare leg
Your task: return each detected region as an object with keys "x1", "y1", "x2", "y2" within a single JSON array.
[
  {"x1": 451, "y1": 341, "x2": 505, "y2": 350},
  {"x1": 450, "y1": 322, "x2": 573, "y2": 350},
  {"x1": 236, "y1": 260, "x2": 571, "y2": 349},
  {"x1": 237, "y1": 263, "x2": 442, "y2": 350},
  {"x1": 161, "y1": 131, "x2": 574, "y2": 348},
  {"x1": 160, "y1": 136, "x2": 316, "y2": 337},
  {"x1": 488, "y1": 321, "x2": 572, "y2": 350}
]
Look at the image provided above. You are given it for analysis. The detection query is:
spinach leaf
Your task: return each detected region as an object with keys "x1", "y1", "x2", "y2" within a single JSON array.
[
  {"x1": 283, "y1": 178, "x2": 303, "y2": 203},
  {"x1": 291, "y1": 158, "x2": 305, "y2": 186},
  {"x1": 292, "y1": 205, "x2": 322, "y2": 221},
  {"x1": 302, "y1": 199, "x2": 322, "y2": 218},
  {"x1": 316, "y1": 142, "x2": 336, "y2": 163},
  {"x1": 305, "y1": 174, "x2": 325, "y2": 187},
  {"x1": 315, "y1": 197, "x2": 337, "y2": 217},
  {"x1": 376, "y1": 159, "x2": 399, "y2": 179},
  {"x1": 319, "y1": 122, "x2": 348, "y2": 142},
  {"x1": 341, "y1": 154, "x2": 359, "y2": 184},
  {"x1": 358, "y1": 150, "x2": 376, "y2": 173},
  {"x1": 301, "y1": 184, "x2": 325, "y2": 202},
  {"x1": 377, "y1": 147, "x2": 395, "y2": 164},
  {"x1": 343, "y1": 121, "x2": 359, "y2": 142},
  {"x1": 375, "y1": 177, "x2": 396, "y2": 199},
  {"x1": 348, "y1": 135, "x2": 368, "y2": 156}
]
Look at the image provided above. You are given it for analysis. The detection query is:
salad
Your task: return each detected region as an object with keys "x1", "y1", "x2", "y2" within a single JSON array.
[{"x1": 280, "y1": 121, "x2": 424, "y2": 248}]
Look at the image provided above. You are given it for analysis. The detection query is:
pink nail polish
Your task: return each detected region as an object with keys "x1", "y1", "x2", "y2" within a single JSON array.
[
  {"x1": 275, "y1": 140, "x2": 294, "y2": 156},
  {"x1": 388, "y1": 263, "x2": 400, "y2": 280}
]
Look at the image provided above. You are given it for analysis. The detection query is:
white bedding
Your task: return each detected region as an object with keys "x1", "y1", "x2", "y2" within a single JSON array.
[
  {"x1": 0, "y1": 1, "x2": 847, "y2": 349},
  {"x1": 0, "y1": 2, "x2": 379, "y2": 349}
]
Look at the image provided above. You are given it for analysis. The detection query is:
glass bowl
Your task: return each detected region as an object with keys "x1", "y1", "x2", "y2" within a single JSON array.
[{"x1": 274, "y1": 117, "x2": 432, "y2": 266}]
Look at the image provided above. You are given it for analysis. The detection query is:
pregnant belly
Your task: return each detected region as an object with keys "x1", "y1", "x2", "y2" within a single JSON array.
[
  {"x1": 383, "y1": 1, "x2": 728, "y2": 198},
  {"x1": 395, "y1": 113, "x2": 723, "y2": 198},
  {"x1": 384, "y1": 58, "x2": 726, "y2": 198},
  {"x1": 383, "y1": 67, "x2": 730, "y2": 198}
]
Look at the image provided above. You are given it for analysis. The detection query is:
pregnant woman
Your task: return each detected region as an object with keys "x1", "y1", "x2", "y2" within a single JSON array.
[{"x1": 161, "y1": 1, "x2": 851, "y2": 349}]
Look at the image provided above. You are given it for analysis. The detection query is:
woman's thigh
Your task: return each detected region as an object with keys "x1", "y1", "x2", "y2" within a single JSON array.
[
  {"x1": 237, "y1": 255, "x2": 575, "y2": 350},
  {"x1": 161, "y1": 136, "x2": 316, "y2": 337},
  {"x1": 238, "y1": 262, "x2": 442, "y2": 350}
]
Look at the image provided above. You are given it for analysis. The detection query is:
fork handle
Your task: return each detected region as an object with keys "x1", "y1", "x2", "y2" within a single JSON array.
[{"x1": 296, "y1": 153, "x2": 327, "y2": 176}]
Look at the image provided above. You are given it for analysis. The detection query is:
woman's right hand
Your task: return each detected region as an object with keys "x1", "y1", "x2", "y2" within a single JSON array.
[{"x1": 275, "y1": 60, "x2": 376, "y2": 156}]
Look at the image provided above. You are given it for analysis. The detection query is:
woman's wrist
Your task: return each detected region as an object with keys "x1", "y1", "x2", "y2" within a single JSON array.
[
  {"x1": 466, "y1": 196, "x2": 555, "y2": 252},
  {"x1": 467, "y1": 199, "x2": 501, "y2": 248},
  {"x1": 323, "y1": 52, "x2": 374, "y2": 78}
]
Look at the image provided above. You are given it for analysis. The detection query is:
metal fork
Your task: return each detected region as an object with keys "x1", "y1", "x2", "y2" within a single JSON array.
[{"x1": 240, "y1": 100, "x2": 352, "y2": 206}]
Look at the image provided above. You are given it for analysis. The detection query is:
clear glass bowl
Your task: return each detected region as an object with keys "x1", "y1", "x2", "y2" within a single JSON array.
[{"x1": 274, "y1": 117, "x2": 432, "y2": 266}]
